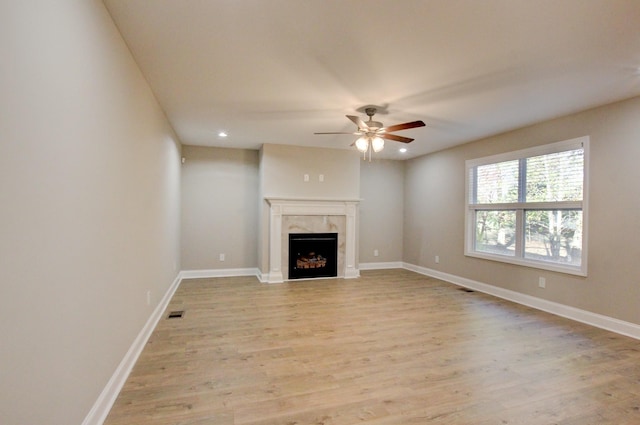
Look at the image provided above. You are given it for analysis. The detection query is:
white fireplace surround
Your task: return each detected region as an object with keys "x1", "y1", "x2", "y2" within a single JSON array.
[{"x1": 265, "y1": 197, "x2": 360, "y2": 283}]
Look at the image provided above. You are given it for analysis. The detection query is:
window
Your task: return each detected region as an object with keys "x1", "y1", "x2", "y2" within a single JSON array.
[{"x1": 465, "y1": 137, "x2": 588, "y2": 276}]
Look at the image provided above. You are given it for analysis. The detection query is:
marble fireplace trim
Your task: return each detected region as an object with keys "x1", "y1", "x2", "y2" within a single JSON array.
[{"x1": 265, "y1": 197, "x2": 360, "y2": 283}]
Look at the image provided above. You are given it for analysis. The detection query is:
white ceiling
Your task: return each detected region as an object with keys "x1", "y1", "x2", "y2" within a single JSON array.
[{"x1": 104, "y1": 0, "x2": 640, "y2": 159}]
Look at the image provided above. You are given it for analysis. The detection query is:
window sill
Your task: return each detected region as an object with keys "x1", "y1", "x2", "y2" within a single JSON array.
[{"x1": 465, "y1": 251, "x2": 587, "y2": 277}]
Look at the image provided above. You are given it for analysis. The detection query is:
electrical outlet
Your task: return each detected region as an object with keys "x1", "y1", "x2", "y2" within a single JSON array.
[
  {"x1": 435, "y1": 255, "x2": 440, "y2": 264},
  {"x1": 304, "y1": 174, "x2": 309, "y2": 182},
  {"x1": 319, "y1": 174, "x2": 324, "y2": 182},
  {"x1": 219, "y1": 253, "x2": 226, "y2": 262},
  {"x1": 146, "y1": 290, "x2": 151, "y2": 306},
  {"x1": 374, "y1": 249, "x2": 379, "y2": 257},
  {"x1": 538, "y1": 277, "x2": 546, "y2": 288}
]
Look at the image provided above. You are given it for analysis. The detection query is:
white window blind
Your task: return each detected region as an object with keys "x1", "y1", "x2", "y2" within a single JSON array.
[{"x1": 465, "y1": 137, "x2": 588, "y2": 276}]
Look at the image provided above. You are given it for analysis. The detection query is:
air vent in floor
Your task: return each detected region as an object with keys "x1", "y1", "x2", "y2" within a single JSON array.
[{"x1": 167, "y1": 310, "x2": 184, "y2": 319}]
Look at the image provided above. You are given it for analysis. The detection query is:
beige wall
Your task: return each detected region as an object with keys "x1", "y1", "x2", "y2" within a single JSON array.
[
  {"x1": 0, "y1": 2, "x2": 181, "y2": 424},
  {"x1": 359, "y1": 159, "x2": 404, "y2": 263},
  {"x1": 181, "y1": 146, "x2": 259, "y2": 270},
  {"x1": 260, "y1": 144, "x2": 360, "y2": 199},
  {"x1": 404, "y1": 96, "x2": 640, "y2": 325}
]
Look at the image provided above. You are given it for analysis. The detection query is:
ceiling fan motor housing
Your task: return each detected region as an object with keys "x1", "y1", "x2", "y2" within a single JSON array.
[{"x1": 364, "y1": 107, "x2": 383, "y2": 130}]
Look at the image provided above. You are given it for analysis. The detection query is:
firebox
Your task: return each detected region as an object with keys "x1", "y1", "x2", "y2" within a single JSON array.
[{"x1": 288, "y1": 233, "x2": 338, "y2": 279}]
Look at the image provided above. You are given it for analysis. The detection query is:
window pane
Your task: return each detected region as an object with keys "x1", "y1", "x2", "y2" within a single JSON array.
[
  {"x1": 524, "y1": 210, "x2": 582, "y2": 266},
  {"x1": 526, "y1": 149, "x2": 583, "y2": 202},
  {"x1": 474, "y1": 160, "x2": 519, "y2": 204},
  {"x1": 475, "y1": 210, "x2": 516, "y2": 256}
]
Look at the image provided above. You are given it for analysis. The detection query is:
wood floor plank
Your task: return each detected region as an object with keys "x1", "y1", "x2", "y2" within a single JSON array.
[{"x1": 104, "y1": 270, "x2": 640, "y2": 425}]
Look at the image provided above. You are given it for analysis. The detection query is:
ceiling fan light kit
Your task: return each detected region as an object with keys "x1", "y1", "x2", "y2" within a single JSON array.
[
  {"x1": 372, "y1": 136, "x2": 384, "y2": 152},
  {"x1": 314, "y1": 106, "x2": 425, "y2": 160},
  {"x1": 355, "y1": 136, "x2": 369, "y2": 152},
  {"x1": 354, "y1": 135, "x2": 385, "y2": 161}
]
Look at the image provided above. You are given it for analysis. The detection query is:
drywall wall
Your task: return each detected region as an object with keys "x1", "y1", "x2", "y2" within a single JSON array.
[
  {"x1": 0, "y1": 2, "x2": 181, "y2": 424},
  {"x1": 261, "y1": 144, "x2": 361, "y2": 199},
  {"x1": 359, "y1": 159, "x2": 404, "y2": 263},
  {"x1": 404, "y1": 95, "x2": 640, "y2": 325},
  {"x1": 181, "y1": 146, "x2": 259, "y2": 270}
]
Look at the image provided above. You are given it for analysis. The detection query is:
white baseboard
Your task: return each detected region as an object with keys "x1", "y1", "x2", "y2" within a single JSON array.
[
  {"x1": 359, "y1": 261, "x2": 403, "y2": 270},
  {"x1": 257, "y1": 270, "x2": 269, "y2": 283},
  {"x1": 403, "y1": 262, "x2": 640, "y2": 341},
  {"x1": 82, "y1": 267, "x2": 260, "y2": 424},
  {"x1": 82, "y1": 272, "x2": 182, "y2": 425},
  {"x1": 179, "y1": 268, "x2": 260, "y2": 280}
]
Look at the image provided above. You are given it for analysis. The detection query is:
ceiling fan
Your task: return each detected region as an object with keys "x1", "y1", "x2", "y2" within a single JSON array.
[{"x1": 314, "y1": 107, "x2": 426, "y2": 158}]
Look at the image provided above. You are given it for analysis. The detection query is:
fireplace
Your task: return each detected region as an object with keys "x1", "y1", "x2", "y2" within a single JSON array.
[
  {"x1": 288, "y1": 233, "x2": 338, "y2": 279},
  {"x1": 264, "y1": 198, "x2": 360, "y2": 283}
]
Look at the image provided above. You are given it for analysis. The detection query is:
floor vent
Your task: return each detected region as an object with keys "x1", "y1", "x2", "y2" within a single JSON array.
[
  {"x1": 458, "y1": 288, "x2": 475, "y2": 293},
  {"x1": 167, "y1": 310, "x2": 185, "y2": 319}
]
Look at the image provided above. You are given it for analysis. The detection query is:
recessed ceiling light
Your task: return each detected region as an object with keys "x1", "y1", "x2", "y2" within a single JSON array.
[
  {"x1": 218, "y1": 131, "x2": 228, "y2": 138},
  {"x1": 399, "y1": 148, "x2": 407, "y2": 153}
]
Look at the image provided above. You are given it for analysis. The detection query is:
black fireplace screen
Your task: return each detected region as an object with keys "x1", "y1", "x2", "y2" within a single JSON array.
[{"x1": 288, "y1": 233, "x2": 338, "y2": 279}]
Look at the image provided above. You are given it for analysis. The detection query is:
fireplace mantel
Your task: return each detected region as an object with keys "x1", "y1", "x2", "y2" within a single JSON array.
[{"x1": 265, "y1": 197, "x2": 360, "y2": 283}]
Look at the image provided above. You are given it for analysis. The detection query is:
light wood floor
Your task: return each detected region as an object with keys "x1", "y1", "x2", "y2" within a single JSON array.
[{"x1": 104, "y1": 269, "x2": 640, "y2": 425}]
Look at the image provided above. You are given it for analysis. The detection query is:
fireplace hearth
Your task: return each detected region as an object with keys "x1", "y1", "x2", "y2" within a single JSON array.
[{"x1": 288, "y1": 233, "x2": 338, "y2": 279}]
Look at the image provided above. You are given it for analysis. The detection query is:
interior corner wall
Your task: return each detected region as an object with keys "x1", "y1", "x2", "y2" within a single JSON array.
[
  {"x1": 404, "y1": 95, "x2": 640, "y2": 326},
  {"x1": 0, "y1": 2, "x2": 181, "y2": 424},
  {"x1": 359, "y1": 159, "x2": 404, "y2": 263},
  {"x1": 257, "y1": 146, "x2": 269, "y2": 275},
  {"x1": 180, "y1": 146, "x2": 259, "y2": 270}
]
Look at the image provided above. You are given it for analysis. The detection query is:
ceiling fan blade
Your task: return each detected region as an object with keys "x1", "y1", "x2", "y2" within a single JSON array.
[
  {"x1": 346, "y1": 115, "x2": 369, "y2": 130},
  {"x1": 314, "y1": 131, "x2": 361, "y2": 135},
  {"x1": 383, "y1": 120, "x2": 426, "y2": 133},
  {"x1": 382, "y1": 133, "x2": 414, "y2": 143}
]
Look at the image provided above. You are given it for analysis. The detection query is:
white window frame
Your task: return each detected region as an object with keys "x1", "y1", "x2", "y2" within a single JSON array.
[{"x1": 465, "y1": 136, "x2": 589, "y2": 276}]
